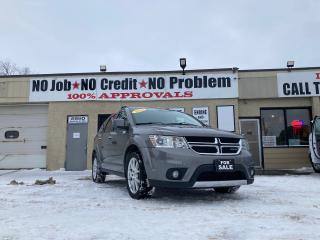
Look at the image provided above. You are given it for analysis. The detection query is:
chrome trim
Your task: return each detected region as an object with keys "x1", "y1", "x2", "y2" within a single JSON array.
[
  {"x1": 189, "y1": 144, "x2": 218, "y2": 147},
  {"x1": 193, "y1": 180, "x2": 247, "y2": 188},
  {"x1": 186, "y1": 137, "x2": 242, "y2": 156}
]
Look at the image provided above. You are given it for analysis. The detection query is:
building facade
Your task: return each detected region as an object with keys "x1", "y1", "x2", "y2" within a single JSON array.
[{"x1": 0, "y1": 67, "x2": 318, "y2": 170}]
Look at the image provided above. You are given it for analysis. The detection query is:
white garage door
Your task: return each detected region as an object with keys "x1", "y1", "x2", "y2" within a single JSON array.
[{"x1": 0, "y1": 105, "x2": 48, "y2": 169}]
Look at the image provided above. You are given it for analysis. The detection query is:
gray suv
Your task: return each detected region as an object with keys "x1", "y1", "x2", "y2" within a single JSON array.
[{"x1": 92, "y1": 107, "x2": 254, "y2": 199}]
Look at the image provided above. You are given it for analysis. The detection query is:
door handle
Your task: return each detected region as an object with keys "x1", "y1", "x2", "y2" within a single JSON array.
[{"x1": 107, "y1": 136, "x2": 113, "y2": 140}]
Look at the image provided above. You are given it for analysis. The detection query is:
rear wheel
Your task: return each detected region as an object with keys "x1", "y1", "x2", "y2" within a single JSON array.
[
  {"x1": 92, "y1": 155, "x2": 106, "y2": 183},
  {"x1": 125, "y1": 152, "x2": 153, "y2": 199},
  {"x1": 214, "y1": 186, "x2": 240, "y2": 193}
]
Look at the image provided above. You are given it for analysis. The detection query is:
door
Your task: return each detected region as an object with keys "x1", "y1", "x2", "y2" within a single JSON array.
[
  {"x1": 65, "y1": 116, "x2": 88, "y2": 171},
  {"x1": 111, "y1": 110, "x2": 130, "y2": 172},
  {"x1": 310, "y1": 116, "x2": 320, "y2": 168},
  {"x1": 0, "y1": 105, "x2": 48, "y2": 169},
  {"x1": 239, "y1": 119, "x2": 262, "y2": 168},
  {"x1": 99, "y1": 117, "x2": 118, "y2": 171}
]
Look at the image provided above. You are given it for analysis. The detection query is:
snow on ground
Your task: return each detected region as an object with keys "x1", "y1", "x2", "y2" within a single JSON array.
[{"x1": 0, "y1": 169, "x2": 320, "y2": 240}]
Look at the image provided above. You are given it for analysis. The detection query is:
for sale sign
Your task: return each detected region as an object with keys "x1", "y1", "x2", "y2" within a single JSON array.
[{"x1": 29, "y1": 72, "x2": 238, "y2": 102}]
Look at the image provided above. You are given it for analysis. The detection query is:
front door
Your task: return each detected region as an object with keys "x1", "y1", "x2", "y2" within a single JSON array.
[
  {"x1": 239, "y1": 119, "x2": 262, "y2": 168},
  {"x1": 309, "y1": 116, "x2": 320, "y2": 171},
  {"x1": 65, "y1": 116, "x2": 88, "y2": 171}
]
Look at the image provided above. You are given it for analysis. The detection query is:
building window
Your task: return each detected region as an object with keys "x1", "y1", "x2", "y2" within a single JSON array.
[
  {"x1": 5, "y1": 130, "x2": 19, "y2": 139},
  {"x1": 261, "y1": 108, "x2": 311, "y2": 147}
]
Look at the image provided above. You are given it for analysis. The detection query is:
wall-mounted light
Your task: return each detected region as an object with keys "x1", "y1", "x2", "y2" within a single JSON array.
[
  {"x1": 287, "y1": 61, "x2": 294, "y2": 71},
  {"x1": 232, "y1": 67, "x2": 239, "y2": 73},
  {"x1": 100, "y1": 65, "x2": 107, "y2": 72},
  {"x1": 180, "y1": 58, "x2": 186, "y2": 75}
]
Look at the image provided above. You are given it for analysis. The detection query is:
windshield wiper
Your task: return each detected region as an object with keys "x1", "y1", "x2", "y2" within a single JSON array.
[
  {"x1": 135, "y1": 122, "x2": 165, "y2": 125},
  {"x1": 166, "y1": 122, "x2": 199, "y2": 126}
]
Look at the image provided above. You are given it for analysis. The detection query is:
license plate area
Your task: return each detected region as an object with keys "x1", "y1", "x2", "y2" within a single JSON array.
[{"x1": 215, "y1": 159, "x2": 235, "y2": 172}]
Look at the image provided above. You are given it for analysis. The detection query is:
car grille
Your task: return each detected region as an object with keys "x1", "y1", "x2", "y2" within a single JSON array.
[{"x1": 185, "y1": 136, "x2": 241, "y2": 155}]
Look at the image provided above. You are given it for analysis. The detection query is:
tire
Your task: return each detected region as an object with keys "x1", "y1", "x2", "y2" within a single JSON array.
[
  {"x1": 92, "y1": 154, "x2": 106, "y2": 183},
  {"x1": 309, "y1": 154, "x2": 320, "y2": 173},
  {"x1": 125, "y1": 151, "x2": 153, "y2": 199},
  {"x1": 311, "y1": 162, "x2": 320, "y2": 173},
  {"x1": 214, "y1": 186, "x2": 240, "y2": 193}
]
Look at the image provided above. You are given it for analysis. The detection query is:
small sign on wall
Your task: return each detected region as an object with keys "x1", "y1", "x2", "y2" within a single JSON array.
[
  {"x1": 73, "y1": 132, "x2": 80, "y2": 139},
  {"x1": 68, "y1": 116, "x2": 88, "y2": 124},
  {"x1": 262, "y1": 136, "x2": 277, "y2": 147},
  {"x1": 192, "y1": 107, "x2": 209, "y2": 125}
]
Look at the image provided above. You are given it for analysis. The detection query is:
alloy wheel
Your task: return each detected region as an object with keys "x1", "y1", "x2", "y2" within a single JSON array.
[{"x1": 127, "y1": 157, "x2": 141, "y2": 194}]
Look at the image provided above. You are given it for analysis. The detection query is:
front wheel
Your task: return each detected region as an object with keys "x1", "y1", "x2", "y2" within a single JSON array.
[
  {"x1": 309, "y1": 154, "x2": 320, "y2": 173},
  {"x1": 92, "y1": 155, "x2": 106, "y2": 183},
  {"x1": 126, "y1": 152, "x2": 153, "y2": 199},
  {"x1": 311, "y1": 162, "x2": 320, "y2": 173},
  {"x1": 214, "y1": 186, "x2": 240, "y2": 193}
]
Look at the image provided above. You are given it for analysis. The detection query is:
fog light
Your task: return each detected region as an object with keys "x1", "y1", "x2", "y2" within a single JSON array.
[
  {"x1": 172, "y1": 170, "x2": 179, "y2": 179},
  {"x1": 166, "y1": 168, "x2": 187, "y2": 180}
]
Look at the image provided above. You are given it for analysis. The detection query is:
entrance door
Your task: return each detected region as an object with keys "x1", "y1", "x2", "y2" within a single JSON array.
[
  {"x1": 65, "y1": 116, "x2": 88, "y2": 171},
  {"x1": 239, "y1": 119, "x2": 262, "y2": 168},
  {"x1": 309, "y1": 116, "x2": 320, "y2": 172}
]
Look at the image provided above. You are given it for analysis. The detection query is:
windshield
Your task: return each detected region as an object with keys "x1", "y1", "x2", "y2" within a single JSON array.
[{"x1": 130, "y1": 108, "x2": 203, "y2": 126}]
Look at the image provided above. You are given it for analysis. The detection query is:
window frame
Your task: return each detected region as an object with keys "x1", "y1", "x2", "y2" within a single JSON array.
[
  {"x1": 260, "y1": 107, "x2": 312, "y2": 148},
  {"x1": 103, "y1": 117, "x2": 113, "y2": 133}
]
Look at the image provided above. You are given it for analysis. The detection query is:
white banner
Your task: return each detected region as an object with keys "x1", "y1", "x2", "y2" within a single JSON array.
[
  {"x1": 29, "y1": 72, "x2": 238, "y2": 102},
  {"x1": 277, "y1": 72, "x2": 320, "y2": 97}
]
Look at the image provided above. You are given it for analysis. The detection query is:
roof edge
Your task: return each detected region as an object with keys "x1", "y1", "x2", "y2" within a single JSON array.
[{"x1": 1, "y1": 66, "x2": 320, "y2": 79}]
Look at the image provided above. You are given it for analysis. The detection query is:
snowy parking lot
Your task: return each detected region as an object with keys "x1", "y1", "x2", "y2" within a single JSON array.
[{"x1": 0, "y1": 169, "x2": 320, "y2": 240}]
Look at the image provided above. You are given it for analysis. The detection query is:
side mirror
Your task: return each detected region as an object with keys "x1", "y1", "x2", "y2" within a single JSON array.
[{"x1": 113, "y1": 118, "x2": 129, "y2": 129}]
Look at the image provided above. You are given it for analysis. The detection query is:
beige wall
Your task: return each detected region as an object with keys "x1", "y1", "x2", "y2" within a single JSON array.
[
  {"x1": 239, "y1": 71, "x2": 278, "y2": 99},
  {"x1": 47, "y1": 99, "x2": 238, "y2": 170},
  {"x1": 0, "y1": 77, "x2": 29, "y2": 103},
  {"x1": 239, "y1": 98, "x2": 312, "y2": 117},
  {"x1": 264, "y1": 148, "x2": 310, "y2": 169}
]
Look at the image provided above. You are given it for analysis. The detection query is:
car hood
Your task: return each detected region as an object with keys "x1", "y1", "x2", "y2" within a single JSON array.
[{"x1": 133, "y1": 125, "x2": 241, "y2": 138}]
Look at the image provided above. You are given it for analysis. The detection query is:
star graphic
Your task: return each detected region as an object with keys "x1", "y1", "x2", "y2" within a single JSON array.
[
  {"x1": 72, "y1": 81, "x2": 80, "y2": 89},
  {"x1": 139, "y1": 80, "x2": 147, "y2": 88}
]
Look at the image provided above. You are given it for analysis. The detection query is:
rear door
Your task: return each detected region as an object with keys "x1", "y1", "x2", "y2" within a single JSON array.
[
  {"x1": 100, "y1": 117, "x2": 118, "y2": 171},
  {"x1": 310, "y1": 116, "x2": 320, "y2": 164},
  {"x1": 111, "y1": 110, "x2": 130, "y2": 172}
]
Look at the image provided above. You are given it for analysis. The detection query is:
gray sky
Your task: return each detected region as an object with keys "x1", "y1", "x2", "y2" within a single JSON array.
[{"x1": 1, "y1": 0, "x2": 320, "y2": 74}]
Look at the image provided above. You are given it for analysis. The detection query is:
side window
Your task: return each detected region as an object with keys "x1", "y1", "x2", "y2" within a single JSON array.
[{"x1": 104, "y1": 119, "x2": 113, "y2": 133}]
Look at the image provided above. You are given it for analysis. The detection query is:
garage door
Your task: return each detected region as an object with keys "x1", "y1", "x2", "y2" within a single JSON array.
[{"x1": 0, "y1": 105, "x2": 48, "y2": 169}]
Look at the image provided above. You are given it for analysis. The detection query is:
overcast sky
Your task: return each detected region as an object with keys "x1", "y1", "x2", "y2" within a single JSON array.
[{"x1": 1, "y1": 0, "x2": 320, "y2": 74}]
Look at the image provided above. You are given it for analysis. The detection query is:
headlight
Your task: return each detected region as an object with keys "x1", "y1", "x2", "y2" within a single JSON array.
[
  {"x1": 149, "y1": 135, "x2": 188, "y2": 148},
  {"x1": 241, "y1": 138, "x2": 250, "y2": 151}
]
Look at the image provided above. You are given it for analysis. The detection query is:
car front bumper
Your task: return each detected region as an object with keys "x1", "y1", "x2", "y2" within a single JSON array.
[{"x1": 140, "y1": 147, "x2": 255, "y2": 189}]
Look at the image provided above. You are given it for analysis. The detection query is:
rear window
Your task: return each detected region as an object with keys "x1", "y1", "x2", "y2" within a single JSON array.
[{"x1": 5, "y1": 130, "x2": 19, "y2": 139}]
